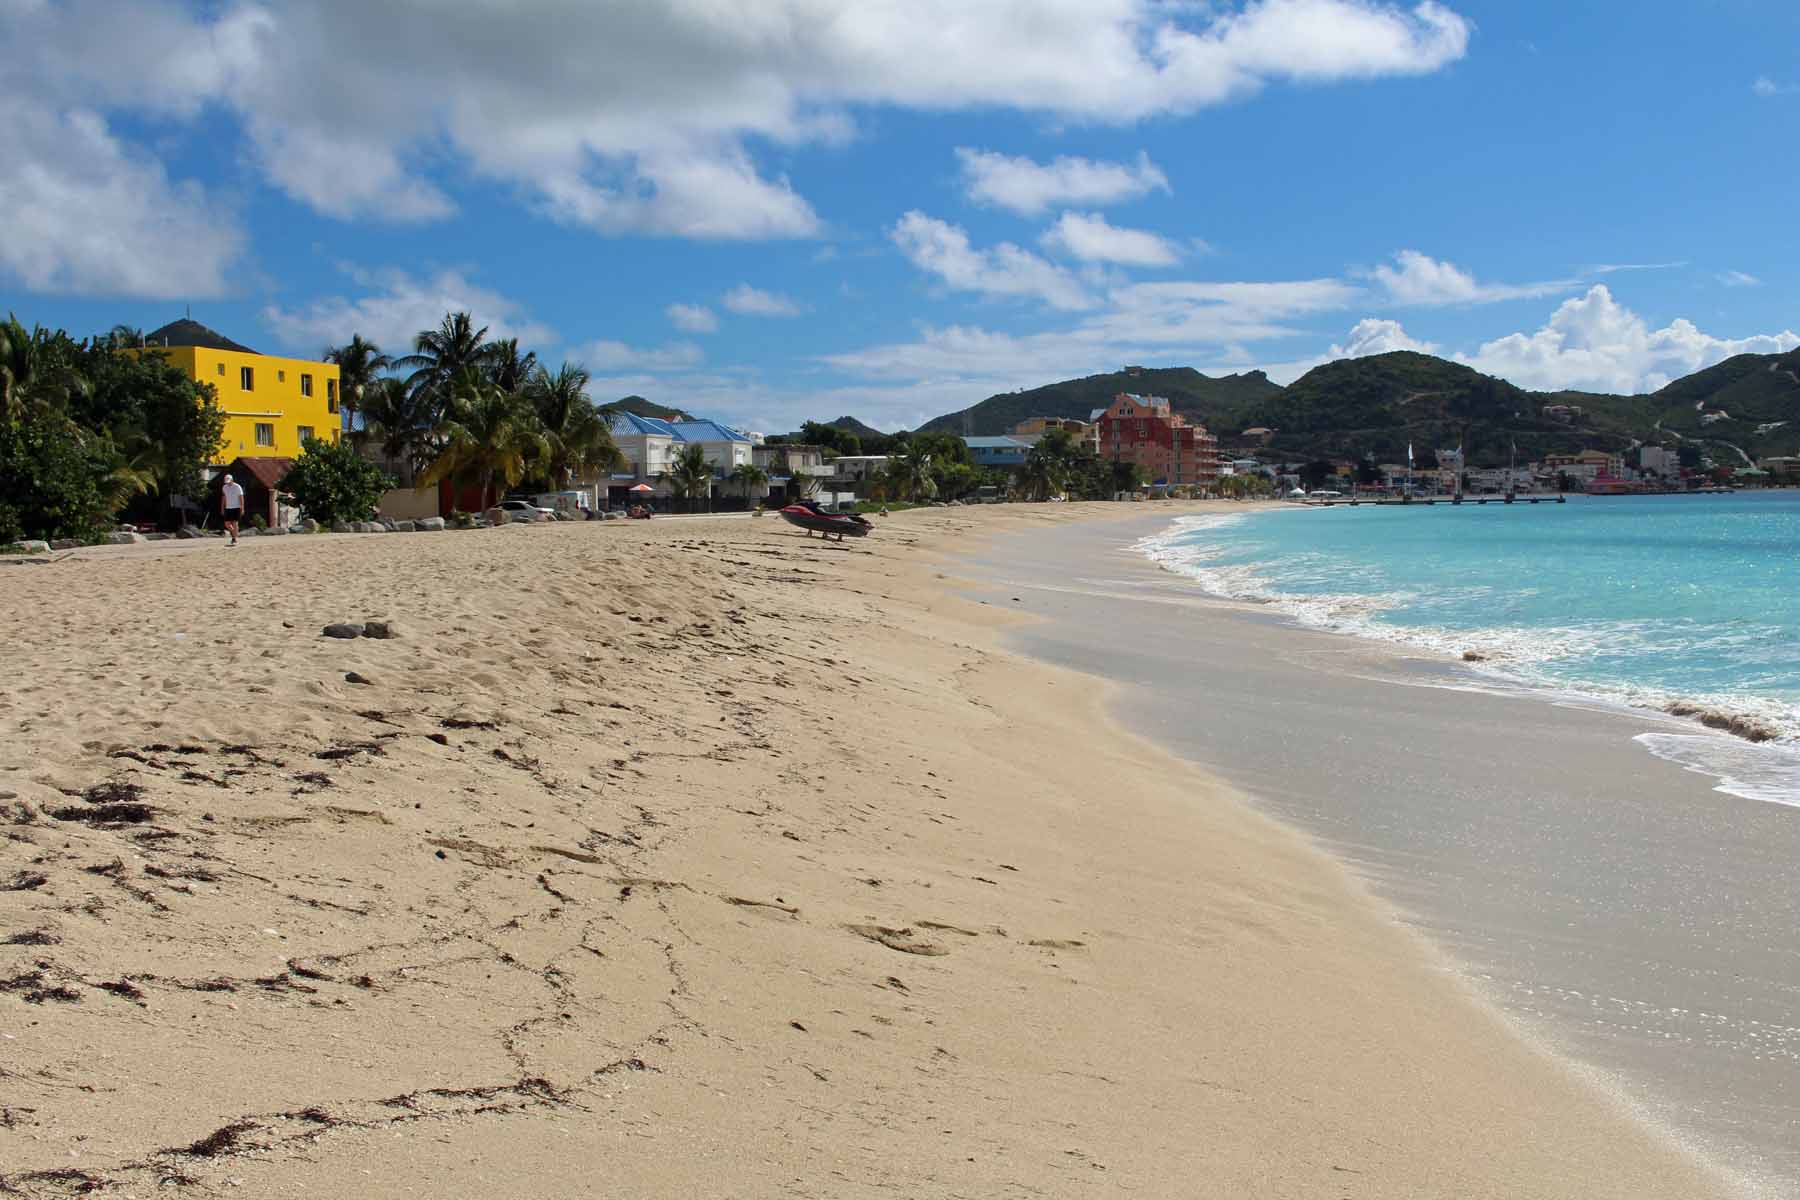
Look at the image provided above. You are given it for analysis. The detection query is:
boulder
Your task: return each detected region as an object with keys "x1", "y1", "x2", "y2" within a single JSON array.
[
  {"x1": 265, "y1": 525, "x2": 288, "y2": 536},
  {"x1": 176, "y1": 526, "x2": 204, "y2": 539},
  {"x1": 322, "y1": 623, "x2": 365, "y2": 639},
  {"x1": 300, "y1": 519, "x2": 321, "y2": 534},
  {"x1": 331, "y1": 521, "x2": 353, "y2": 534},
  {"x1": 144, "y1": 532, "x2": 172, "y2": 541},
  {"x1": 237, "y1": 528, "x2": 257, "y2": 538},
  {"x1": 360, "y1": 522, "x2": 385, "y2": 534},
  {"x1": 381, "y1": 520, "x2": 399, "y2": 533},
  {"x1": 361, "y1": 620, "x2": 401, "y2": 640},
  {"x1": 394, "y1": 520, "x2": 416, "y2": 533},
  {"x1": 106, "y1": 531, "x2": 146, "y2": 545},
  {"x1": 7, "y1": 540, "x2": 51, "y2": 554},
  {"x1": 416, "y1": 517, "x2": 446, "y2": 531},
  {"x1": 49, "y1": 538, "x2": 78, "y2": 550},
  {"x1": 483, "y1": 506, "x2": 510, "y2": 526}
]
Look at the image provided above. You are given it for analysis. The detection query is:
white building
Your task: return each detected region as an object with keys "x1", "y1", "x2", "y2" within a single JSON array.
[
  {"x1": 605, "y1": 412, "x2": 755, "y2": 505},
  {"x1": 1639, "y1": 445, "x2": 1680, "y2": 478},
  {"x1": 827, "y1": 455, "x2": 890, "y2": 482}
]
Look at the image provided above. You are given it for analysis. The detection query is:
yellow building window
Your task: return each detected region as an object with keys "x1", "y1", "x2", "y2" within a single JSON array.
[
  {"x1": 327, "y1": 379, "x2": 338, "y2": 413},
  {"x1": 300, "y1": 374, "x2": 313, "y2": 397},
  {"x1": 216, "y1": 363, "x2": 225, "y2": 376},
  {"x1": 241, "y1": 366, "x2": 255, "y2": 391},
  {"x1": 255, "y1": 423, "x2": 274, "y2": 447},
  {"x1": 278, "y1": 369, "x2": 286, "y2": 382},
  {"x1": 297, "y1": 426, "x2": 314, "y2": 444}
]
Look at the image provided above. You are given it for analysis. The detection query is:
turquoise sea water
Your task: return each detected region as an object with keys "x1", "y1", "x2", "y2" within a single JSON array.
[{"x1": 1140, "y1": 492, "x2": 1800, "y2": 806}]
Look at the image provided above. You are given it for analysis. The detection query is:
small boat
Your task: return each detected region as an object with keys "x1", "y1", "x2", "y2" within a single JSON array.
[{"x1": 779, "y1": 500, "x2": 873, "y2": 540}]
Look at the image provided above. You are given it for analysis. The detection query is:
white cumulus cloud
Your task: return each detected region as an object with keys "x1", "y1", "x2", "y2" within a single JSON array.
[
  {"x1": 1371, "y1": 250, "x2": 1577, "y2": 306},
  {"x1": 722, "y1": 284, "x2": 804, "y2": 317},
  {"x1": 957, "y1": 149, "x2": 1170, "y2": 216},
  {"x1": 1, "y1": 0, "x2": 1475, "y2": 278},
  {"x1": 575, "y1": 340, "x2": 705, "y2": 371},
  {"x1": 1332, "y1": 317, "x2": 1438, "y2": 358},
  {"x1": 262, "y1": 267, "x2": 556, "y2": 354},
  {"x1": 0, "y1": 99, "x2": 245, "y2": 299},
  {"x1": 891, "y1": 212, "x2": 1095, "y2": 311},
  {"x1": 666, "y1": 303, "x2": 719, "y2": 333},
  {"x1": 1041, "y1": 212, "x2": 1183, "y2": 267},
  {"x1": 1459, "y1": 285, "x2": 1800, "y2": 394}
]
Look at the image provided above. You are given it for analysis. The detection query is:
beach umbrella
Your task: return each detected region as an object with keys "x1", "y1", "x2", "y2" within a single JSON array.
[{"x1": 628, "y1": 483, "x2": 653, "y2": 493}]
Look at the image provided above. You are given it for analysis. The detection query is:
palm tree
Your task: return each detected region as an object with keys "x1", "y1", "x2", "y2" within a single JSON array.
[
  {"x1": 1016, "y1": 452, "x2": 1061, "y2": 501},
  {"x1": 359, "y1": 376, "x2": 440, "y2": 479},
  {"x1": 325, "y1": 334, "x2": 393, "y2": 433},
  {"x1": 663, "y1": 443, "x2": 714, "y2": 512},
  {"x1": 527, "y1": 362, "x2": 623, "y2": 490},
  {"x1": 785, "y1": 458, "x2": 819, "y2": 499},
  {"x1": 398, "y1": 312, "x2": 490, "y2": 420},
  {"x1": 105, "y1": 324, "x2": 146, "y2": 349},
  {"x1": 883, "y1": 443, "x2": 937, "y2": 502},
  {"x1": 486, "y1": 338, "x2": 538, "y2": 395},
  {"x1": 421, "y1": 369, "x2": 549, "y2": 512},
  {"x1": 729, "y1": 462, "x2": 769, "y2": 506}
]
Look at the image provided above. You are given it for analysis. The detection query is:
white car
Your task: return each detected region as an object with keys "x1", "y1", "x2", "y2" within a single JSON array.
[{"x1": 498, "y1": 499, "x2": 554, "y2": 520}]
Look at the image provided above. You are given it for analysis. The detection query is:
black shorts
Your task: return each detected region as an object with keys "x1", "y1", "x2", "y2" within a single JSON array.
[{"x1": 224, "y1": 507, "x2": 242, "y2": 521}]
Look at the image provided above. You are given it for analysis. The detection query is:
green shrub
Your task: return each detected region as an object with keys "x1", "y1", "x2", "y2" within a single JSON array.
[
  {"x1": 0, "y1": 417, "x2": 112, "y2": 544},
  {"x1": 250, "y1": 512, "x2": 268, "y2": 530},
  {"x1": 277, "y1": 436, "x2": 392, "y2": 526},
  {"x1": 449, "y1": 509, "x2": 474, "y2": 529}
]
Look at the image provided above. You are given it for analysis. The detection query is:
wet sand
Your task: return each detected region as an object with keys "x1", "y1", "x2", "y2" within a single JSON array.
[
  {"x1": 0, "y1": 505, "x2": 1744, "y2": 1197},
  {"x1": 967, "y1": 510, "x2": 1800, "y2": 1196}
]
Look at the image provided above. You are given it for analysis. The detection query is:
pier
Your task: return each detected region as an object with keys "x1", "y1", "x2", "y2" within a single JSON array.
[{"x1": 1289, "y1": 494, "x2": 1567, "y2": 507}]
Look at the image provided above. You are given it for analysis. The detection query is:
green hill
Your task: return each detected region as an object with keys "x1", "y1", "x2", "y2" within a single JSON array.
[
  {"x1": 1641, "y1": 352, "x2": 1800, "y2": 457},
  {"x1": 917, "y1": 367, "x2": 1283, "y2": 437},
  {"x1": 1245, "y1": 353, "x2": 1630, "y2": 465},
  {"x1": 820, "y1": 414, "x2": 890, "y2": 441},
  {"x1": 602, "y1": 395, "x2": 693, "y2": 422},
  {"x1": 912, "y1": 351, "x2": 1799, "y2": 468}
]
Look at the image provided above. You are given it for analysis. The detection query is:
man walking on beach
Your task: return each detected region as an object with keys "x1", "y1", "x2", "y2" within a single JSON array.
[{"x1": 220, "y1": 473, "x2": 244, "y2": 546}]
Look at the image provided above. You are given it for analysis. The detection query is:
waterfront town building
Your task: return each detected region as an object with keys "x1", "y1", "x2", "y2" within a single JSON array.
[
  {"x1": 1092, "y1": 393, "x2": 1220, "y2": 490},
  {"x1": 1008, "y1": 417, "x2": 1099, "y2": 451},
  {"x1": 1543, "y1": 450, "x2": 1627, "y2": 484},
  {"x1": 963, "y1": 436, "x2": 1033, "y2": 468},
  {"x1": 127, "y1": 320, "x2": 341, "y2": 465}
]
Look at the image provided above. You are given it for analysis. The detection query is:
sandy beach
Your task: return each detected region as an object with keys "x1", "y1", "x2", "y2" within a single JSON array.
[{"x1": 0, "y1": 505, "x2": 1738, "y2": 1198}]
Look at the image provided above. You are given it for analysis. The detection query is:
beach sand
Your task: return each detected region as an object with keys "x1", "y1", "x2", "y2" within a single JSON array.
[{"x1": 0, "y1": 505, "x2": 1733, "y2": 1197}]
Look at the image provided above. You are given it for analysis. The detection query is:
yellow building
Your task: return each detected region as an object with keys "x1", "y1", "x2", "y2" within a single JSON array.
[{"x1": 135, "y1": 320, "x2": 341, "y2": 464}]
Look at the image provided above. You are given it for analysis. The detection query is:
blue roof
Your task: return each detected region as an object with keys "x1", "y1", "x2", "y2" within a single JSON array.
[
  {"x1": 963, "y1": 436, "x2": 1030, "y2": 449},
  {"x1": 608, "y1": 412, "x2": 678, "y2": 437},
  {"x1": 608, "y1": 412, "x2": 749, "y2": 443},
  {"x1": 670, "y1": 419, "x2": 749, "y2": 444}
]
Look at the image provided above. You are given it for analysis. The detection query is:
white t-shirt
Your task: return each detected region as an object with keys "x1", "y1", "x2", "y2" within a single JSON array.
[{"x1": 222, "y1": 481, "x2": 245, "y2": 509}]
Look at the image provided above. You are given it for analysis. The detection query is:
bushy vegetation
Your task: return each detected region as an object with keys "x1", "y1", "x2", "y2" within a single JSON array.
[
  {"x1": 278, "y1": 436, "x2": 393, "y2": 525},
  {"x1": 0, "y1": 316, "x2": 225, "y2": 542}
]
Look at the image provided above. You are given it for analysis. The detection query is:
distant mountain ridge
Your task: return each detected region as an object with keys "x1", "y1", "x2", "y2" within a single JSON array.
[
  {"x1": 913, "y1": 353, "x2": 1800, "y2": 467},
  {"x1": 602, "y1": 395, "x2": 694, "y2": 423},
  {"x1": 917, "y1": 367, "x2": 1282, "y2": 437}
]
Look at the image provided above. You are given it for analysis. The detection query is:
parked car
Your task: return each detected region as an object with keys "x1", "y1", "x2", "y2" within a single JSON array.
[{"x1": 498, "y1": 498, "x2": 554, "y2": 520}]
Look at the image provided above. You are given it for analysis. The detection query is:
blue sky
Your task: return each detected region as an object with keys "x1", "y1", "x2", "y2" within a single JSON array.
[{"x1": 3, "y1": 0, "x2": 1795, "y2": 431}]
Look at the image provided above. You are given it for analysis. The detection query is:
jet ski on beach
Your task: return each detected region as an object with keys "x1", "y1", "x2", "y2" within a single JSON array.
[{"x1": 779, "y1": 499, "x2": 874, "y2": 540}]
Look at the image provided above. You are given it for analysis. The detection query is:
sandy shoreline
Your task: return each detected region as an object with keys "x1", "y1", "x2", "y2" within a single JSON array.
[{"x1": 0, "y1": 504, "x2": 1735, "y2": 1197}]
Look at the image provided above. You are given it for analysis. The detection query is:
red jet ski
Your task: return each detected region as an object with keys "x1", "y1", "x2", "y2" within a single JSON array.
[{"x1": 779, "y1": 500, "x2": 874, "y2": 540}]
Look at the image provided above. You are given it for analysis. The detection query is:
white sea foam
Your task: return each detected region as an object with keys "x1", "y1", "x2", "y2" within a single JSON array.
[
  {"x1": 1635, "y1": 733, "x2": 1800, "y2": 810},
  {"x1": 1137, "y1": 514, "x2": 1800, "y2": 805}
]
